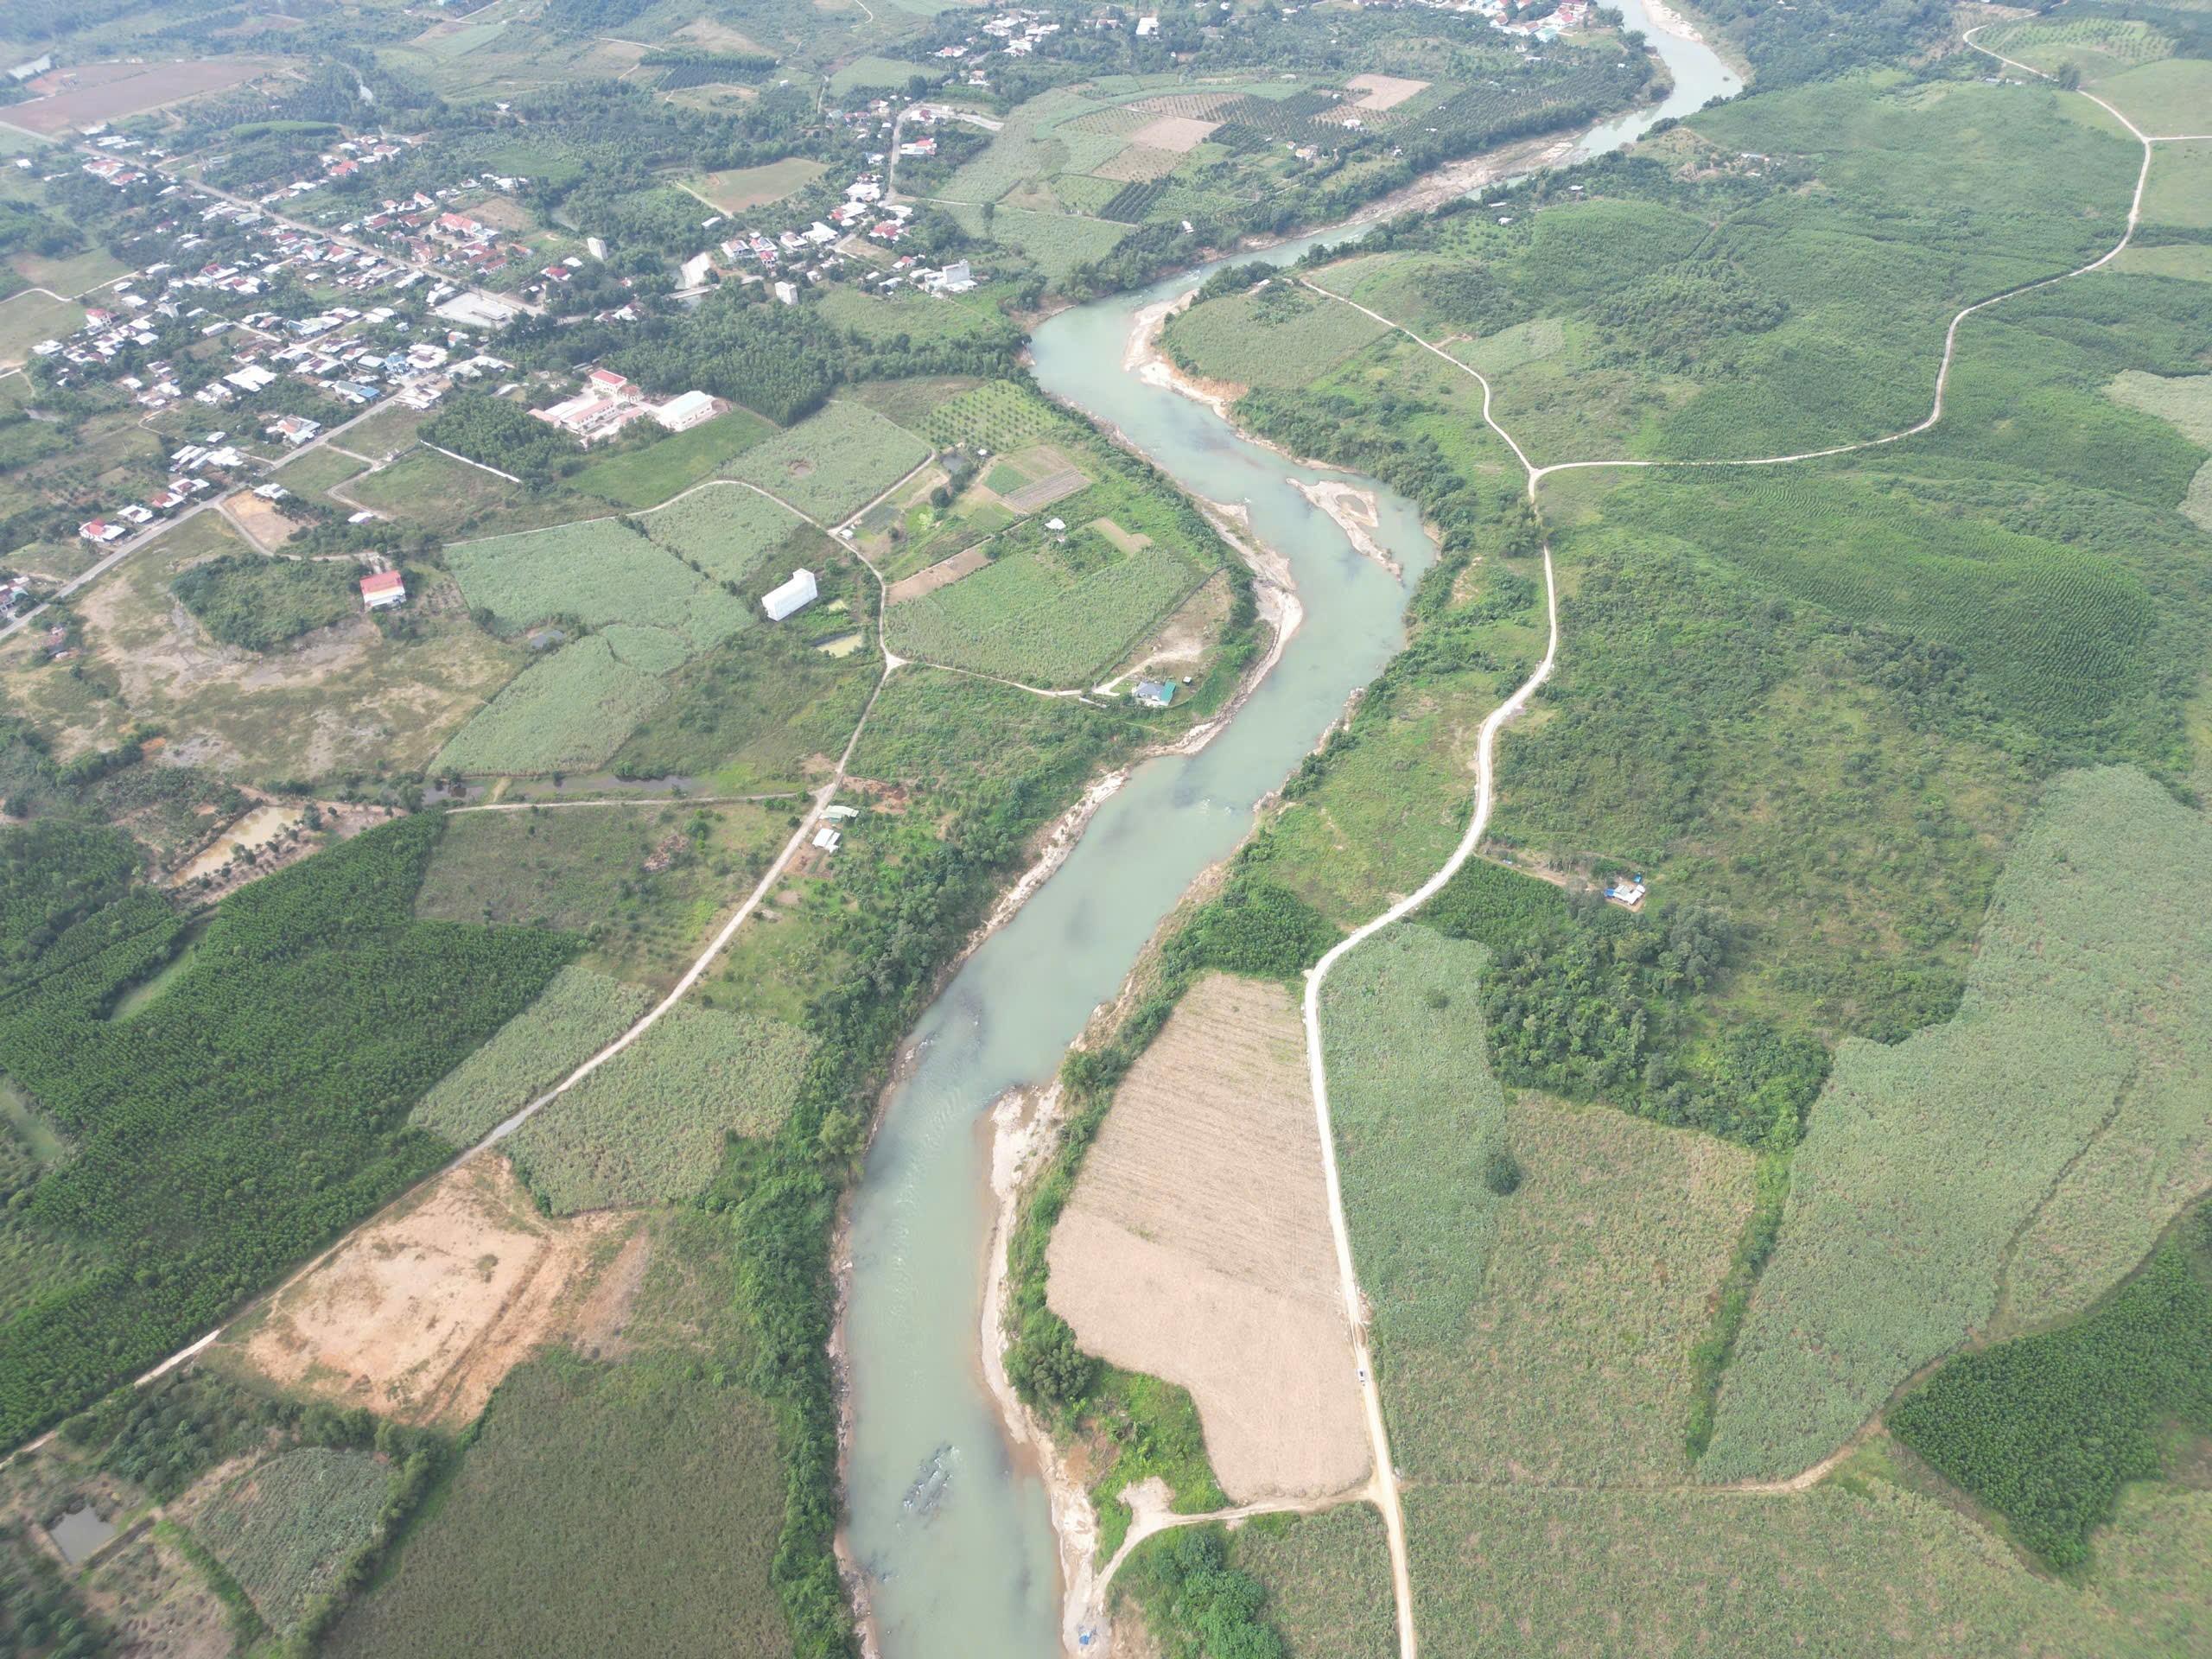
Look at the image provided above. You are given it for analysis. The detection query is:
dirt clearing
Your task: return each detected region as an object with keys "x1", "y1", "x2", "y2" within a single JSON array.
[
  {"x1": 887, "y1": 544, "x2": 992, "y2": 604},
  {"x1": 1129, "y1": 115, "x2": 1220, "y2": 154},
  {"x1": 222, "y1": 491, "x2": 300, "y2": 550},
  {"x1": 231, "y1": 1158, "x2": 635, "y2": 1426},
  {"x1": 12, "y1": 59, "x2": 277, "y2": 132},
  {"x1": 1345, "y1": 73, "x2": 1429, "y2": 111},
  {"x1": 1046, "y1": 973, "x2": 1370, "y2": 1503}
]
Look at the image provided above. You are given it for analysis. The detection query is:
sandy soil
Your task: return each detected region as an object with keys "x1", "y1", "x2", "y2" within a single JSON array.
[
  {"x1": 235, "y1": 1158, "x2": 632, "y2": 1425},
  {"x1": 12, "y1": 58, "x2": 273, "y2": 132},
  {"x1": 1046, "y1": 974, "x2": 1370, "y2": 1502},
  {"x1": 1130, "y1": 115, "x2": 1219, "y2": 153},
  {"x1": 886, "y1": 545, "x2": 992, "y2": 604},
  {"x1": 1094, "y1": 145, "x2": 1183, "y2": 184},
  {"x1": 168, "y1": 802, "x2": 305, "y2": 886},
  {"x1": 1288, "y1": 479, "x2": 1400, "y2": 578},
  {"x1": 1345, "y1": 73, "x2": 1430, "y2": 111}
]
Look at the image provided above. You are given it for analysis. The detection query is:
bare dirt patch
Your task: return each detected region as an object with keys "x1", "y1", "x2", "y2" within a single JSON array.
[
  {"x1": 887, "y1": 544, "x2": 992, "y2": 604},
  {"x1": 13, "y1": 59, "x2": 277, "y2": 133},
  {"x1": 678, "y1": 16, "x2": 769, "y2": 50},
  {"x1": 1093, "y1": 144, "x2": 1183, "y2": 184},
  {"x1": 233, "y1": 1158, "x2": 633, "y2": 1427},
  {"x1": 1129, "y1": 115, "x2": 1220, "y2": 154},
  {"x1": 1103, "y1": 569, "x2": 1225, "y2": 690},
  {"x1": 1046, "y1": 973, "x2": 1370, "y2": 1503},
  {"x1": 222, "y1": 491, "x2": 300, "y2": 550},
  {"x1": 1345, "y1": 73, "x2": 1429, "y2": 111}
]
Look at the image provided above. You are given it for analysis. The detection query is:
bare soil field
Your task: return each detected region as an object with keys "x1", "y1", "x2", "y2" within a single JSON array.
[
  {"x1": 1093, "y1": 144, "x2": 1183, "y2": 184},
  {"x1": 232, "y1": 1159, "x2": 635, "y2": 1426},
  {"x1": 13, "y1": 59, "x2": 278, "y2": 132},
  {"x1": 1046, "y1": 973, "x2": 1369, "y2": 1503},
  {"x1": 1129, "y1": 115, "x2": 1220, "y2": 154},
  {"x1": 1345, "y1": 73, "x2": 1429, "y2": 111},
  {"x1": 887, "y1": 544, "x2": 992, "y2": 604},
  {"x1": 223, "y1": 490, "x2": 300, "y2": 550}
]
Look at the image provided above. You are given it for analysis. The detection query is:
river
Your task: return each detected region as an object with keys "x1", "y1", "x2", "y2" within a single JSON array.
[{"x1": 837, "y1": 8, "x2": 1738, "y2": 1654}]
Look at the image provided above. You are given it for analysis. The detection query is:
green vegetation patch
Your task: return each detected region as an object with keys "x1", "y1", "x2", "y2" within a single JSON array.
[
  {"x1": 571, "y1": 410, "x2": 777, "y2": 508},
  {"x1": 0, "y1": 816, "x2": 575, "y2": 1443},
  {"x1": 640, "y1": 483, "x2": 810, "y2": 588},
  {"x1": 2094, "y1": 56, "x2": 2212, "y2": 135},
  {"x1": 1225, "y1": 1505, "x2": 1395, "y2": 1659},
  {"x1": 944, "y1": 201, "x2": 1131, "y2": 285},
  {"x1": 1165, "y1": 278, "x2": 1391, "y2": 388},
  {"x1": 447, "y1": 518, "x2": 750, "y2": 652},
  {"x1": 2141, "y1": 137, "x2": 2212, "y2": 231},
  {"x1": 727, "y1": 400, "x2": 931, "y2": 525},
  {"x1": 2105, "y1": 367, "x2": 2212, "y2": 531},
  {"x1": 886, "y1": 529, "x2": 1211, "y2": 686},
  {"x1": 1891, "y1": 1225, "x2": 2212, "y2": 1567},
  {"x1": 416, "y1": 802, "x2": 785, "y2": 986},
  {"x1": 171, "y1": 554, "x2": 361, "y2": 652},
  {"x1": 191, "y1": 1447, "x2": 390, "y2": 1634},
  {"x1": 409, "y1": 964, "x2": 651, "y2": 1147},
  {"x1": 507, "y1": 1005, "x2": 812, "y2": 1212},
  {"x1": 1704, "y1": 767, "x2": 2212, "y2": 1482},
  {"x1": 432, "y1": 636, "x2": 671, "y2": 776},
  {"x1": 848, "y1": 666, "x2": 1127, "y2": 810},
  {"x1": 1403, "y1": 1478, "x2": 2196, "y2": 1658},
  {"x1": 1605, "y1": 469, "x2": 2155, "y2": 744}
]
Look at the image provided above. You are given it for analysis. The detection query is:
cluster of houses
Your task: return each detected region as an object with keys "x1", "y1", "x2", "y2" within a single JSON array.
[
  {"x1": 925, "y1": 8, "x2": 1065, "y2": 79},
  {"x1": 75, "y1": 469, "x2": 216, "y2": 547},
  {"x1": 346, "y1": 193, "x2": 540, "y2": 288},
  {"x1": 263, "y1": 135, "x2": 417, "y2": 201},
  {"x1": 1399, "y1": 0, "x2": 1595, "y2": 41},
  {"x1": 531, "y1": 369, "x2": 721, "y2": 444}
]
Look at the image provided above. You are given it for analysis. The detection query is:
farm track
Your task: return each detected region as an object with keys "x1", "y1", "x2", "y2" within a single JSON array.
[{"x1": 1281, "y1": 27, "x2": 2172, "y2": 1658}]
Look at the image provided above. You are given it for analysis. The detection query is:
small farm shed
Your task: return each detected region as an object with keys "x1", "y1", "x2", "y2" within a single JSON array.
[{"x1": 763, "y1": 569, "x2": 819, "y2": 621}]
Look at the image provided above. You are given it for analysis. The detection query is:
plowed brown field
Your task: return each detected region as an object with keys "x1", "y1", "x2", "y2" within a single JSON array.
[{"x1": 1047, "y1": 973, "x2": 1369, "y2": 1502}]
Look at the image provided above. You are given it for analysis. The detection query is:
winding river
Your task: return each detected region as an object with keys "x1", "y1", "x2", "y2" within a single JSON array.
[{"x1": 838, "y1": 9, "x2": 1738, "y2": 1654}]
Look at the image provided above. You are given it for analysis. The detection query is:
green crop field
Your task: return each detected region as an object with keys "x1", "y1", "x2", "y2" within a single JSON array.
[
  {"x1": 506, "y1": 1004, "x2": 811, "y2": 1211},
  {"x1": 432, "y1": 635, "x2": 671, "y2": 776},
  {"x1": 610, "y1": 620, "x2": 878, "y2": 791},
  {"x1": 640, "y1": 483, "x2": 810, "y2": 585},
  {"x1": 1404, "y1": 1478, "x2": 2206, "y2": 1658},
  {"x1": 1703, "y1": 767, "x2": 2212, "y2": 1482},
  {"x1": 2140, "y1": 138, "x2": 2212, "y2": 230},
  {"x1": 0, "y1": 289, "x2": 84, "y2": 368},
  {"x1": 885, "y1": 529, "x2": 1208, "y2": 685},
  {"x1": 944, "y1": 201, "x2": 1130, "y2": 284},
  {"x1": 1230, "y1": 1506, "x2": 1395, "y2": 1659},
  {"x1": 572, "y1": 410, "x2": 777, "y2": 508},
  {"x1": 686, "y1": 156, "x2": 827, "y2": 213},
  {"x1": 936, "y1": 88, "x2": 1123, "y2": 206},
  {"x1": 416, "y1": 802, "x2": 787, "y2": 987},
  {"x1": 728, "y1": 401, "x2": 931, "y2": 525},
  {"x1": 2107, "y1": 368, "x2": 2212, "y2": 531},
  {"x1": 2092, "y1": 56, "x2": 2212, "y2": 134},
  {"x1": 189, "y1": 1446, "x2": 391, "y2": 1633},
  {"x1": 921, "y1": 380, "x2": 1078, "y2": 454},
  {"x1": 409, "y1": 965, "x2": 651, "y2": 1146},
  {"x1": 848, "y1": 666, "x2": 1120, "y2": 808},
  {"x1": 345, "y1": 448, "x2": 518, "y2": 532},
  {"x1": 1165, "y1": 280, "x2": 1393, "y2": 388},
  {"x1": 447, "y1": 518, "x2": 751, "y2": 651},
  {"x1": 325, "y1": 1214, "x2": 791, "y2": 1659}
]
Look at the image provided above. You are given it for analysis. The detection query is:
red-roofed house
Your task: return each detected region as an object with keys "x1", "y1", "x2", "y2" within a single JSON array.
[{"x1": 359, "y1": 569, "x2": 406, "y2": 610}]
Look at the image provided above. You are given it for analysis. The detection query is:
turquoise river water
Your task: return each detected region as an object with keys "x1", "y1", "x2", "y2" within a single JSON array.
[{"x1": 839, "y1": 9, "x2": 1738, "y2": 1653}]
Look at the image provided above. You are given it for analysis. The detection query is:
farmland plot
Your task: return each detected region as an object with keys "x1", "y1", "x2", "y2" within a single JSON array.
[
  {"x1": 1404, "y1": 1478, "x2": 2204, "y2": 1659},
  {"x1": 188, "y1": 1447, "x2": 390, "y2": 1633},
  {"x1": 885, "y1": 532, "x2": 1210, "y2": 686},
  {"x1": 640, "y1": 483, "x2": 810, "y2": 584},
  {"x1": 2106, "y1": 369, "x2": 2212, "y2": 531},
  {"x1": 1166, "y1": 283, "x2": 1393, "y2": 389},
  {"x1": 1046, "y1": 973, "x2": 1370, "y2": 1502},
  {"x1": 727, "y1": 402, "x2": 931, "y2": 525},
  {"x1": 410, "y1": 966, "x2": 651, "y2": 1146},
  {"x1": 1703, "y1": 766, "x2": 2212, "y2": 1481},
  {"x1": 431, "y1": 635, "x2": 670, "y2": 775},
  {"x1": 506, "y1": 1005, "x2": 812, "y2": 1212},
  {"x1": 447, "y1": 518, "x2": 750, "y2": 651}
]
